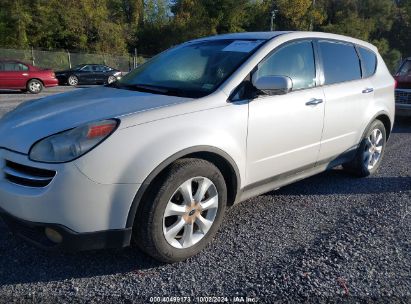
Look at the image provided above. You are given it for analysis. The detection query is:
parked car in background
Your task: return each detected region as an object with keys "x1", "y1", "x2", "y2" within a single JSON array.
[
  {"x1": 394, "y1": 58, "x2": 411, "y2": 116},
  {"x1": 0, "y1": 32, "x2": 394, "y2": 263},
  {"x1": 0, "y1": 60, "x2": 58, "y2": 93},
  {"x1": 55, "y1": 64, "x2": 122, "y2": 86}
]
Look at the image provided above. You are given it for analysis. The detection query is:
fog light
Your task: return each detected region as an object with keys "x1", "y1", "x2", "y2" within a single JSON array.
[{"x1": 45, "y1": 228, "x2": 63, "y2": 244}]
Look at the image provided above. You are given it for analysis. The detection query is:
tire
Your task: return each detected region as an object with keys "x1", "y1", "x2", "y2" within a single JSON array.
[
  {"x1": 107, "y1": 75, "x2": 117, "y2": 84},
  {"x1": 26, "y1": 79, "x2": 43, "y2": 94},
  {"x1": 67, "y1": 75, "x2": 79, "y2": 86},
  {"x1": 133, "y1": 158, "x2": 227, "y2": 263},
  {"x1": 343, "y1": 119, "x2": 387, "y2": 177}
]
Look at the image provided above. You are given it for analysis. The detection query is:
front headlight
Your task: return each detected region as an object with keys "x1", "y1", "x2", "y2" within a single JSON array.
[{"x1": 29, "y1": 119, "x2": 119, "y2": 163}]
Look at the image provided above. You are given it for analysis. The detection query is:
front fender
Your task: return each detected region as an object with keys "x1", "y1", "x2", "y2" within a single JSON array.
[{"x1": 73, "y1": 103, "x2": 248, "y2": 189}]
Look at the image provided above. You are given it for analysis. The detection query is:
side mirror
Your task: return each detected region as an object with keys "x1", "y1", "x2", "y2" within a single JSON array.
[{"x1": 252, "y1": 75, "x2": 293, "y2": 96}]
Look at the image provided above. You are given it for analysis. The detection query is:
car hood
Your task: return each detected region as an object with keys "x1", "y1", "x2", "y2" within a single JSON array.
[{"x1": 0, "y1": 87, "x2": 191, "y2": 154}]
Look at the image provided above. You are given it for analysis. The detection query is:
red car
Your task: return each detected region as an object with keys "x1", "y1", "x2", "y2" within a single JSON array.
[
  {"x1": 0, "y1": 60, "x2": 58, "y2": 94},
  {"x1": 394, "y1": 58, "x2": 411, "y2": 116}
]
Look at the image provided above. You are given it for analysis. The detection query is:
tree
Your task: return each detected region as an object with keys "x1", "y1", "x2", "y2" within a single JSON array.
[
  {"x1": 275, "y1": 0, "x2": 325, "y2": 30},
  {"x1": 0, "y1": 0, "x2": 406, "y2": 71}
]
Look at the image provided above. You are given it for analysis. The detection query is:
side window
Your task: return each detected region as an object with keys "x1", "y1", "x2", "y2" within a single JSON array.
[
  {"x1": 319, "y1": 41, "x2": 361, "y2": 85},
  {"x1": 93, "y1": 65, "x2": 107, "y2": 72},
  {"x1": 256, "y1": 40, "x2": 316, "y2": 90},
  {"x1": 3, "y1": 63, "x2": 18, "y2": 71},
  {"x1": 17, "y1": 63, "x2": 28, "y2": 71},
  {"x1": 81, "y1": 65, "x2": 93, "y2": 72},
  {"x1": 358, "y1": 47, "x2": 377, "y2": 78}
]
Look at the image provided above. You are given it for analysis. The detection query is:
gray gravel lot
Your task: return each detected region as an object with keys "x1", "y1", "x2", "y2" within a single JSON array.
[
  {"x1": 0, "y1": 86, "x2": 85, "y2": 117},
  {"x1": 0, "y1": 87, "x2": 410, "y2": 303}
]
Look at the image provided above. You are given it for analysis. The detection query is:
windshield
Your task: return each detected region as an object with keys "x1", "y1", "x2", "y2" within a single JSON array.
[
  {"x1": 117, "y1": 39, "x2": 265, "y2": 98},
  {"x1": 73, "y1": 65, "x2": 84, "y2": 70}
]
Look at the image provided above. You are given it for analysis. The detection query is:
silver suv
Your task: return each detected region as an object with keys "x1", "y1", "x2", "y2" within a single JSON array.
[{"x1": 0, "y1": 32, "x2": 395, "y2": 262}]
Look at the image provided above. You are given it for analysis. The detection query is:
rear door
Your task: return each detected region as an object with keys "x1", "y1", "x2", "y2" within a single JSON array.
[
  {"x1": 317, "y1": 40, "x2": 374, "y2": 162},
  {"x1": 93, "y1": 65, "x2": 107, "y2": 83}
]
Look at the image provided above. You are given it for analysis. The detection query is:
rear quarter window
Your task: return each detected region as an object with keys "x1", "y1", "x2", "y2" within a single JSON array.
[
  {"x1": 319, "y1": 41, "x2": 362, "y2": 85},
  {"x1": 358, "y1": 47, "x2": 377, "y2": 77}
]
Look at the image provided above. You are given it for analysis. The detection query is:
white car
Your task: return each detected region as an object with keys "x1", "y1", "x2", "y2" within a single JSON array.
[{"x1": 0, "y1": 31, "x2": 395, "y2": 262}]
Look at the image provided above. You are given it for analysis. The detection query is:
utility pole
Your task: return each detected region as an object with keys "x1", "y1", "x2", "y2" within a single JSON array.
[
  {"x1": 270, "y1": 10, "x2": 278, "y2": 31},
  {"x1": 310, "y1": 0, "x2": 316, "y2": 31},
  {"x1": 31, "y1": 47, "x2": 35, "y2": 66}
]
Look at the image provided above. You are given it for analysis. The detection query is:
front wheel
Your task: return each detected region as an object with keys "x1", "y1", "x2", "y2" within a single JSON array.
[
  {"x1": 27, "y1": 79, "x2": 43, "y2": 94},
  {"x1": 133, "y1": 158, "x2": 227, "y2": 263},
  {"x1": 67, "y1": 75, "x2": 79, "y2": 86},
  {"x1": 343, "y1": 119, "x2": 387, "y2": 177}
]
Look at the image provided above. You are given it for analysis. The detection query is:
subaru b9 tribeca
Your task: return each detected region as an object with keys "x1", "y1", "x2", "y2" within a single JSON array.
[{"x1": 0, "y1": 32, "x2": 395, "y2": 263}]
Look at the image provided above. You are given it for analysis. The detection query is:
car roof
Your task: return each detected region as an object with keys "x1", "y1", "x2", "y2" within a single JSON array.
[
  {"x1": 193, "y1": 31, "x2": 376, "y2": 51},
  {"x1": 199, "y1": 31, "x2": 291, "y2": 41}
]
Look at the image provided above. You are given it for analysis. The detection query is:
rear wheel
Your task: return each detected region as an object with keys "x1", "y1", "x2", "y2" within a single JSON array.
[
  {"x1": 107, "y1": 75, "x2": 117, "y2": 84},
  {"x1": 343, "y1": 120, "x2": 386, "y2": 177},
  {"x1": 67, "y1": 75, "x2": 78, "y2": 86},
  {"x1": 27, "y1": 79, "x2": 43, "y2": 94},
  {"x1": 133, "y1": 158, "x2": 227, "y2": 263}
]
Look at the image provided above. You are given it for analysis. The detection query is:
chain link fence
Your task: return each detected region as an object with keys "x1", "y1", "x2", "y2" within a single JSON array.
[{"x1": 0, "y1": 48, "x2": 150, "y2": 72}]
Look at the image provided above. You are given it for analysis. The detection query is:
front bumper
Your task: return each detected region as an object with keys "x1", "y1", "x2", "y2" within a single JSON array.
[
  {"x1": 0, "y1": 148, "x2": 139, "y2": 235},
  {"x1": 55, "y1": 75, "x2": 67, "y2": 84},
  {"x1": 0, "y1": 207, "x2": 131, "y2": 250}
]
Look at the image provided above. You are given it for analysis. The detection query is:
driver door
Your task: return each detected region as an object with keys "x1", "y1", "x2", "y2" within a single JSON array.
[
  {"x1": 78, "y1": 65, "x2": 95, "y2": 84},
  {"x1": 246, "y1": 40, "x2": 325, "y2": 185}
]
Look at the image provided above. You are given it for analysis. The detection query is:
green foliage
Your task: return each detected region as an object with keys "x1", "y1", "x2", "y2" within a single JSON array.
[{"x1": 0, "y1": 0, "x2": 408, "y2": 71}]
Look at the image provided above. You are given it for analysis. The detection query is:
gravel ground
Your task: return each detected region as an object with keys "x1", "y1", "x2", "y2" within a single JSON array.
[
  {"x1": 0, "y1": 88, "x2": 410, "y2": 303},
  {"x1": 0, "y1": 86, "x2": 85, "y2": 117}
]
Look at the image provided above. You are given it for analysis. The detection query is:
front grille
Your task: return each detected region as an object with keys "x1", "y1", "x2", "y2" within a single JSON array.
[
  {"x1": 3, "y1": 160, "x2": 56, "y2": 187},
  {"x1": 395, "y1": 90, "x2": 411, "y2": 105}
]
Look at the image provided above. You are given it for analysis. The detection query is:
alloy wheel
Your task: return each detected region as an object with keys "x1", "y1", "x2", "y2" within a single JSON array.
[
  {"x1": 363, "y1": 128, "x2": 384, "y2": 170},
  {"x1": 163, "y1": 176, "x2": 219, "y2": 249},
  {"x1": 29, "y1": 81, "x2": 42, "y2": 93},
  {"x1": 68, "y1": 76, "x2": 78, "y2": 86},
  {"x1": 108, "y1": 75, "x2": 116, "y2": 84}
]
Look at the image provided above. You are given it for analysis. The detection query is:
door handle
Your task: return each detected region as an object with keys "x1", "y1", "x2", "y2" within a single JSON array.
[
  {"x1": 22, "y1": 73, "x2": 29, "y2": 76},
  {"x1": 362, "y1": 88, "x2": 374, "y2": 94},
  {"x1": 306, "y1": 98, "x2": 323, "y2": 106}
]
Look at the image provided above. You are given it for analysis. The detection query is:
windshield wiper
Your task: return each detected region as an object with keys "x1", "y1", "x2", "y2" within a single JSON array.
[
  {"x1": 109, "y1": 82, "x2": 205, "y2": 98},
  {"x1": 110, "y1": 83, "x2": 170, "y2": 94},
  {"x1": 130, "y1": 84, "x2": 170, "y2": 94}
]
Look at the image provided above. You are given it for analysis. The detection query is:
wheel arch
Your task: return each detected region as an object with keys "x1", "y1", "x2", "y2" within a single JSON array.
[
  {"x1": 126, "y1": 146, "x2": 241, "y2": 228},
  {"x1": 26, "y1": 78, "x2": 44, "y2": 87},
  {"x1": 361, "y1": 111, "x2": 392, "y2": 142},
  {"x1": 375, "y1": 113, "x2": 392, "y2": 140}
]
